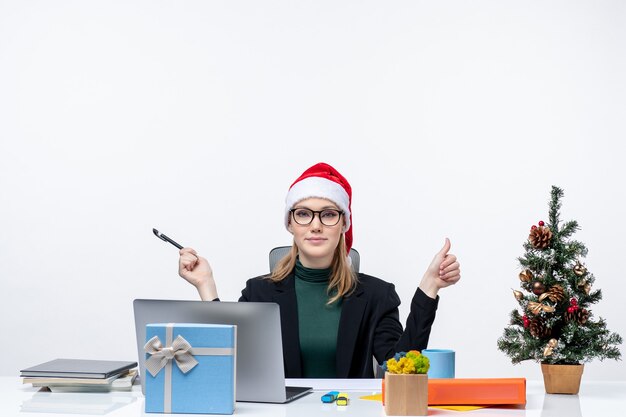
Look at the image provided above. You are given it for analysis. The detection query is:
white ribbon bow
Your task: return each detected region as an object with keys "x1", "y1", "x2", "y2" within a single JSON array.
[{"x1": 144, "y1": 335, "x2": 199, "y2": 377}]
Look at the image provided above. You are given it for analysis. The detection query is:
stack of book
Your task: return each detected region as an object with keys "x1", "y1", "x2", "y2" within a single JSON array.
[{"x1": 21, "y1": 358, "x2": 138, "y2": 392}]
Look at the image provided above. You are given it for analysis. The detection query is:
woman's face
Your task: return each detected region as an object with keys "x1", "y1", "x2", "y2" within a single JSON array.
[{"x1": 287, "y1": 197, "x2": 344, "y2": 269}]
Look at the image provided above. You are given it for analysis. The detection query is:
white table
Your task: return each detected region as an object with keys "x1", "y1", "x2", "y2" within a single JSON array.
[{"x1": 2, "y1": 377, "x2": 625, "y2": 417}]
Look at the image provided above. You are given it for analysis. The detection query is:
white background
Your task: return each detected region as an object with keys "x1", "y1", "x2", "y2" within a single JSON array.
[{"x1": 1, "y1": 0, "x2": 624, "y2": 380}]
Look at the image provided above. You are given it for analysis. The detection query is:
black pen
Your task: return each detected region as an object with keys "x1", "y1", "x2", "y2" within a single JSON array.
[{"x1": 153, "y1": 228, "x2": 184, "y2": 250}]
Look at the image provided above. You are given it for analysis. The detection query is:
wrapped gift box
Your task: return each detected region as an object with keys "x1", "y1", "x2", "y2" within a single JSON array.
[
  {"x1": 428, "y1": 378, "x2": 526, "y2": 405},
  {"x1": 382, "y1": 377, "x2": 526, "y2": 407},
  {"x1": 145, "y1": 323, "x2": 236, "y2": 414}
]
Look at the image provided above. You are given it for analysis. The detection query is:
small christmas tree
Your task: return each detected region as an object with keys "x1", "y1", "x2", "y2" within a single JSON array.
[{"x1": 498, "y1": 186, "x2": 622, "y2": 365}]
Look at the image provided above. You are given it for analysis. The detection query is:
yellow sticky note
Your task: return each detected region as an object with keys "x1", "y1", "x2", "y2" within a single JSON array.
[
  {"x1": 358, "y1": 394, "x2": 488, "y2": 412},
  {"x1": 359, "y1": 393, "x2": 383, "y2": 401},
  {"x1": 432, "y1": 405, "x2": 488, "y2": 411}
]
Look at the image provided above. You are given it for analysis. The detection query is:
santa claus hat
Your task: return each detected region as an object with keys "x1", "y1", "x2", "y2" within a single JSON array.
[{"x1": 284, "y1": 162, "x2": 353, "y2": 255}]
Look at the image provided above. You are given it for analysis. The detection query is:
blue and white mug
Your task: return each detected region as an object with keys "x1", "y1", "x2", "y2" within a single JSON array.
[{"x1": 422, "y1": 349, "x2": 455, "y2": 378}]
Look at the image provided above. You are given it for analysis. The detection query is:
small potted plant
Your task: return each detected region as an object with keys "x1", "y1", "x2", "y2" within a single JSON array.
[
  {"x1": 498, "y1": 186, "x2": 622, "y2": 394},
  {"x1": 382, "y1": 350, "x2": 430, "y2": 416}
]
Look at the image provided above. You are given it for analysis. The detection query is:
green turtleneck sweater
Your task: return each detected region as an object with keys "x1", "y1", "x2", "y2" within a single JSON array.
[{"x1": 294, "y1": 259, "x2": 343, "y2": 378}]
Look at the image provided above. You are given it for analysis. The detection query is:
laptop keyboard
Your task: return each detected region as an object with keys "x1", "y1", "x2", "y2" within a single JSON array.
[{"x1": 285, "y1": 386, "x2": 312, "y2": 402}]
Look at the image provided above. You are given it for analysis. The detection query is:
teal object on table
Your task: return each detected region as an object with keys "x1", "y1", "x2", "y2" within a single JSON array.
[
  {"x1": 422, "y1": 349, "x2": 455, "y2": 378},
  {"x1": 144, "y1": 323, "x2": 236, "y2": 414},
  {"x1": 321, "y1": 391, "x2": 339, "y2": 403}
]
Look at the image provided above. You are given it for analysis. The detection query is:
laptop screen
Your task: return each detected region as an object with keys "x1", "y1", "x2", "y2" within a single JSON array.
[{"x1": 133, "y1": 299, "x2": 300, "y2": 403}]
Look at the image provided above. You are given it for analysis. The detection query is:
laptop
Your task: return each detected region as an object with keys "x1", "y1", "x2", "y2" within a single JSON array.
[{"x1": 133, "y1": 299, "x2": 312, "y2": 403}]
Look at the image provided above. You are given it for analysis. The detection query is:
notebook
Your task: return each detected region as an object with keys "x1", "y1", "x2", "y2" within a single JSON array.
[
  {"x1": 133, "y1": 299, "x2": 312, "y2": 403},
  {"x1": 20, "y1": 359, "x2": 137, "y2": 379}
]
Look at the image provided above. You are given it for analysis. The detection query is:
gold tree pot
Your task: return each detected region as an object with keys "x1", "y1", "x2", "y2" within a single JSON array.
[{"x1": 541, "y1": 363, "x2": 584, "y2": 395}]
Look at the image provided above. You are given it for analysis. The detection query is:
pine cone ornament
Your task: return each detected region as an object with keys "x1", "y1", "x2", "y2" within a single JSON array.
[
  {"x1": 565, "y1": 308, "x2": 589, "y2": 324},
  {"x1": 539, "y1": 285, "x2": 565, "y2": 303},
  {"x1": 529, "y1": 226, "x2": 553, "y2": 249},
  {"x1": 529, "y1": 317, "x2": 551, "y2": 338}
]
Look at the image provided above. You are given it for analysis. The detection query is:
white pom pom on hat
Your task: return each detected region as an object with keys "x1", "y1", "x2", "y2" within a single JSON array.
[{"x1": 284, "y1": 162, "x2": 353, "y2": 255}]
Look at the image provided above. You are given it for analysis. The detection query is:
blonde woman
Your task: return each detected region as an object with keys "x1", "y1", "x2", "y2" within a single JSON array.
[{"x1": 178, "y1": 162, "x2": 461, "y2": 378}]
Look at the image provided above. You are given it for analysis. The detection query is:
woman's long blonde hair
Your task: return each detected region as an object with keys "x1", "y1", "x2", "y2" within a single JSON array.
[{"x1": 268, "y1": 233, "x2": 357, "y2": 304}]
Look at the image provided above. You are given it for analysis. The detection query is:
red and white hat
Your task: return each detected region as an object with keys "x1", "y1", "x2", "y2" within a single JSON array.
[{"x1": 284, "y1": 162, "x2": 353, "y2": 255}]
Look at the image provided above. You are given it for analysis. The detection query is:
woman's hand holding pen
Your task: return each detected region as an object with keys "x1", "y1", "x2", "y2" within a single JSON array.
[
  {"x1": 419, "y1": 238, "x2": 461, "y2": 299},
  {"x1": 178, "y1": 248, "x2": 219, "y2": 301}
]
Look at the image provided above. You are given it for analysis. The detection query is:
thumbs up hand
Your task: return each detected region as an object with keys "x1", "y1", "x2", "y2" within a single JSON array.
[{"x1": 419, "y1": 238, "x2": 461, "y2": 299}]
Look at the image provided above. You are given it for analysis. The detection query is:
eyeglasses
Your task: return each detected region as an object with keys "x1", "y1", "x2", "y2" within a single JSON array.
[{"x1": 290, "y1": 208, "x2": 344, "y2": 226}]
